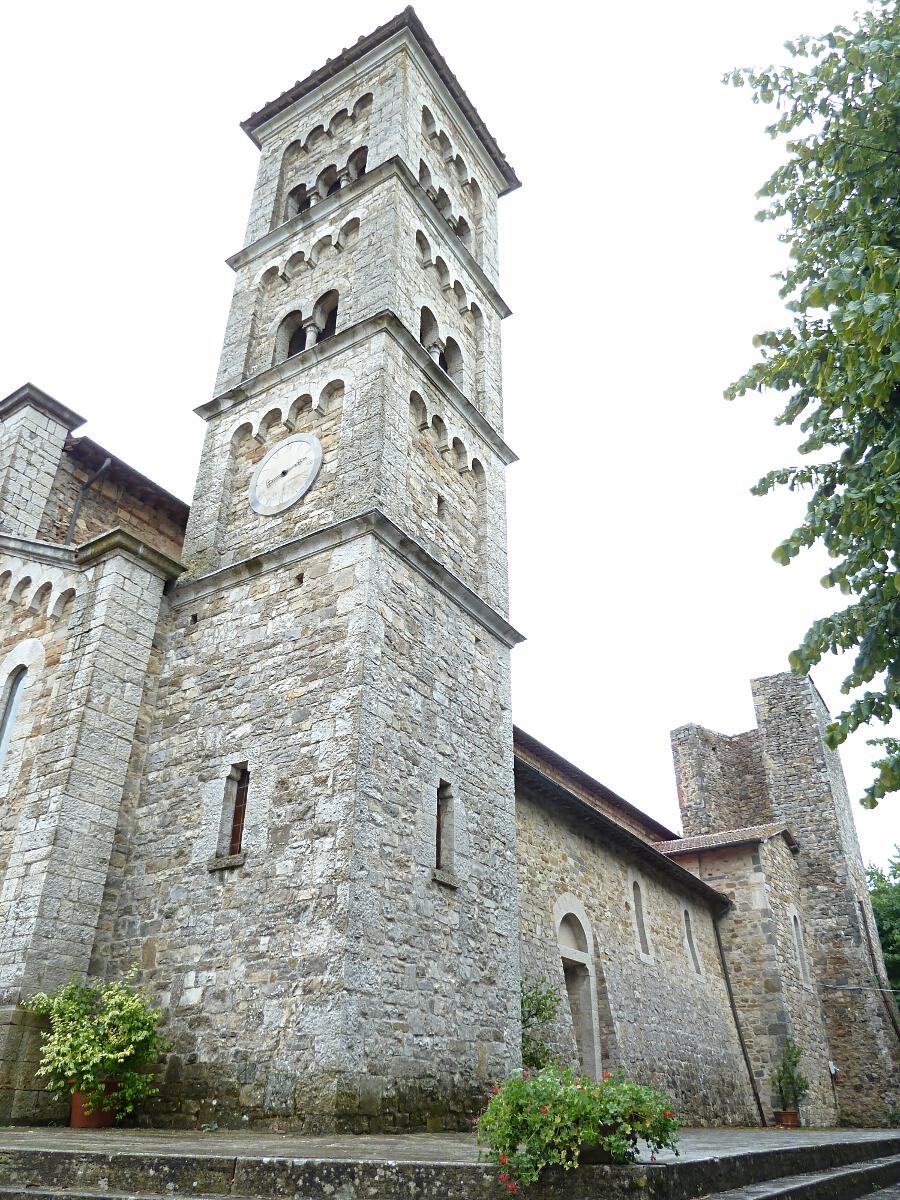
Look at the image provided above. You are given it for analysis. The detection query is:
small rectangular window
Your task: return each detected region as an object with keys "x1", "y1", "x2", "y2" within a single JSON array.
[
  {"x1": 435, "y1": 780, "x2": 454, "y2": 872},
  {"x1": 216, "y1": 762, "x2": 250, "y2": 861}
]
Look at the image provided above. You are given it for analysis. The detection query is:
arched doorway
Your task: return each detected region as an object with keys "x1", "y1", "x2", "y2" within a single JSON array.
[{"x1": 553, "y1": 894, "x2": 602, "y2": 1079}]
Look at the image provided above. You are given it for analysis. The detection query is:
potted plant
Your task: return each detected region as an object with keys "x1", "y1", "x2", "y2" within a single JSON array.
[
  {"x1": 770, "y1": 1036, "x2": 810, "y2": 1127},
  {"x1": 477, "y1": 1064, "x2": 679, "y2": 1191},
  {"x1": 25, "y1": 969, "x2": 168, "y2": 1127}
]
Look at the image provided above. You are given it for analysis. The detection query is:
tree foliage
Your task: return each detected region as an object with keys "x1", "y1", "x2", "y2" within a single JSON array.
[
  {"x1": 520, "y1": 977, "x2": 560, "y2": 1071},
  {"x1": 725, "y1": 1, "x2": 900, "y2": 806},
  {"x1": 867, "y1": 846, "x2": 900, "y2": 991}
]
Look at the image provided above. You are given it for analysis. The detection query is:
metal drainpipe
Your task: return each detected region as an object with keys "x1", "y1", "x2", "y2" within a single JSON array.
[
  {"x1": 64, "y1": 457, "x2": 111, "y2": 546},
  {"x1": 701, "y1": 851, "x2": 767, "y2": 1127}
]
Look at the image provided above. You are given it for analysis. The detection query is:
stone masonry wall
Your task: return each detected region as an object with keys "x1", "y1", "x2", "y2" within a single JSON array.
[
  {"x1": 515, "y1": 790, "x2": 759, "y2": 1126},
  {"x1": 681, "y1": 838, "x2": 836, "y2": 1126},
  {"x1": 671, "y1": 724, "x2": 771, "y2": 837},
  {"x1": 751, "y1": 673, "x2": 900, "y2": 1124},
  {"x1": 93, "y1": 541, "x2": 368, "y2": 1130},
  {"x1": 338, "y1": 537, "x2": 521, "y2": 1129},
  {"x1": 0, "y1": 404, "x2": 70, "y2": 540},
  {"x1": 37, "y1": 451, "x2": 186, "y2": 561}
]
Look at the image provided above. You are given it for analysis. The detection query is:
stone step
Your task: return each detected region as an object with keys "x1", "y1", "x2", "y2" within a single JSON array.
[
  {"x1": 1, "y1": 1156, "x2": 900, "y2": 1200},
  {"x1": 0, "y1": 1132, "x2": 898, "y2": 1200},
  {"x1": 706, "y1": 1155, "x2": 900, "y2": 1200}
]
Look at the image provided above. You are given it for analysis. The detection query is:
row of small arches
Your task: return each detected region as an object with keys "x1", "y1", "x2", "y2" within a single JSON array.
[
  {"x1": 254, "y1": 218, "x2": 360, "y2": 289},
  {"x1": 230, "y1": 380, "x2": 345, "y2": 446},
  {"x1": 281, "y1": 92, "x2": 373, "y2": 164},
  {"x1": 421, "y1": 106, "x2": 482, "y2": 202},
  {"x1": 417, "y1": 161, "x2": 474, "y2": 249},
  {"x1": 0, "y1": 567, "x2": 78, "y2": 620},
  {"x1": 284, "y1": 147, "x2": 368, "y2": 221},
  {"x1": 416, "y1": 231, "x2": 483, "y2": 319},
  {"x1": 409, "y1": 392, "x2": 485, "y2": 481}
]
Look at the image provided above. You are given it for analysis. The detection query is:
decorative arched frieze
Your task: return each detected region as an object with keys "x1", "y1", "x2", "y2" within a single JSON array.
[{"x1": 0, "y1": 557, "x2": 84, "y2": 621}]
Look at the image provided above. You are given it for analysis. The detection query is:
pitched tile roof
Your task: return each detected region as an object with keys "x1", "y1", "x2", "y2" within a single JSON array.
[{"x1": 653, "y1": 823, "x2": 799, "y2": 856}]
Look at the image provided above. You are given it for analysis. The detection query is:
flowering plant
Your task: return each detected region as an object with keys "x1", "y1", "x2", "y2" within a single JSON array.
[
  {"x1": 25, "y1": 969, "x2": 168, "y2": 1120},
  {"x1": 476, "y1": 1064, "x2": 679, "y2": 1190}
]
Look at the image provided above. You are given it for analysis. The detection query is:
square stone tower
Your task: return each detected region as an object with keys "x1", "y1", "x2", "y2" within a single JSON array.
[
  {"x1": 90, "y1": 8, "x2": 525, "y2": 1130},
  {"x1": 671, "y1": 674, "x2": 900, "y2": 1126}
]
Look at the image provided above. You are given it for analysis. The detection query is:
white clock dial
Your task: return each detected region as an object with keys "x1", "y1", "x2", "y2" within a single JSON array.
[{"x1": 248, "y1": 433, "x2": 323, "y2": 516}]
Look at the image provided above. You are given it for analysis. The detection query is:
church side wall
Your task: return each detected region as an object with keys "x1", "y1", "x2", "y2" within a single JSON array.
[
  {"x1": 93, "y1": 543, "x2": 372, "y2": 1130},
  {"x1": 515, "y1": 790, "x2": 759, "y2": 1126}
]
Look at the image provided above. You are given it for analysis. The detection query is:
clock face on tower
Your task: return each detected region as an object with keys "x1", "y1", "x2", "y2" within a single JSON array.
[{"x1": 248, "y1": 433, "x2": 323, "y2": 516}]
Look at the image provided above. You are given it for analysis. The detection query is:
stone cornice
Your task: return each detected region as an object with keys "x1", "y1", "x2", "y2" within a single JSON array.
[
  {"x1": 172, "y1": 509, "x2": 524, "y2": 648},
  {"x1": 75, "y1": 528, "x2": 184, "y2": 581},
  {"x1": 196, "y1": 309, "x2": 517, "y2": 466},
  {"x1": 0, "y1": 534, "x2": 77, "y2": 570},
  {"x1": 0, "y1": 383, "x2": 84, "y2": 432},
  {"x1": 226, "y1": 157, "x2": 509, "y2": 320}
]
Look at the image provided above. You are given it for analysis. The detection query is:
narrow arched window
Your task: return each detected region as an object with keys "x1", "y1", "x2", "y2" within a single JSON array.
[
  {"x1": 684, "y1": 909, "x2": 701, "y2": 975},
  {"x1": 0, "y1": 667, "x2": 27, "y2": 773},
  {"x1": 435, "y1": 780, "x2": 454, "y2": 872},
  {"x1": 275, "y1": 311, "x2": 305, "y2": 364},
  {"x1": 315, "y1": 290, "x2": 339, "y2": 342},
  {"x1": 633, "y1": 880, "x2": 649, "y2": 957},
  {"x1": 348, "y1": 146, "x2": 368, "y2": 180},
  {"x1": 442, "y1": 336, "x2": 463, "y2": 386},
  {"x1": 285, "y1": 183, "x2": 311, "y2": 221},
  {"x1": 287, "y1": 324, "x2": 306, "y2": 358},
  {"x1": 792, "y1": 913, "x2": 810, "y2": 983}
]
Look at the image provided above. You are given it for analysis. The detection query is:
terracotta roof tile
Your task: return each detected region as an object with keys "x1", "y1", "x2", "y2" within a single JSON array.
[{"x1": 653, "y1": 823, "x2": 798, "y2": 856}]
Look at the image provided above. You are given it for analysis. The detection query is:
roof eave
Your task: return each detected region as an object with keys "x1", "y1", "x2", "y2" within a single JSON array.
[{"x1": 240, "y1": 7, "x2": 520, "y2": 195}]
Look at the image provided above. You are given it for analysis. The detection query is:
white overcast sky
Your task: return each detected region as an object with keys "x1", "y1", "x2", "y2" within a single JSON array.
[{"x1": 2, "y1": 0, "x2": 898, "y2": 868}]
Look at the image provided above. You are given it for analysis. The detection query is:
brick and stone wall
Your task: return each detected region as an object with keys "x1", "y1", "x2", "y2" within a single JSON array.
[
  {"x1": 37, "y1": 448, "x2": 186, "y2": 561},
  {"x1": 672, "y1": 674, "x2": 900, "y2": 1125},
  {"x1": 674, "y1": 837, "x2": 836, "y2": 1126}
]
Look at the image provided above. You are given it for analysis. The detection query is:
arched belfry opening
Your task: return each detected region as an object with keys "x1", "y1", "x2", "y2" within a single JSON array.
[{"x1": 553, "y1": 894, "x2": 604, "y2": 1079}]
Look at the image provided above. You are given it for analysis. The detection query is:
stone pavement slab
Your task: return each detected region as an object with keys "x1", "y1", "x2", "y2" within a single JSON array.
[{"x1": 0, "y1": 1125, "x2": 896, "y2": 1165}]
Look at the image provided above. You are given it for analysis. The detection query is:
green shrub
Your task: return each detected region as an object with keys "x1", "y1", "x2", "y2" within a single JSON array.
[
  {"x1": 520, "y1": 978, "x2": 560, "y2": 1072},
  {"x1": 770, "y1": 1036, "x2": 810, "y2": 1111},
  {"x1": 477, "y1": 1064, "x2": 679, "y2": 1190},
  {"x1": 25, "y1": 969, "x2": 168, "y2": 1120}
]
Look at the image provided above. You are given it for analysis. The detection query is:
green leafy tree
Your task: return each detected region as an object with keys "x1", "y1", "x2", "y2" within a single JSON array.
[
  {"x1": 725, "y1": 1, "x2": 900, "y2": 806},
  {"x1": 520, "y1": 977, "x2": 560, "y2": 1071},
  {"x1": 867, "y1": 846, "x2": 900, "y2": 991}
]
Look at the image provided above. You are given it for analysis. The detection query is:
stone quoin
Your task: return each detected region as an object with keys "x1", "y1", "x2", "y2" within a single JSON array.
[{"x1": 0, "y1": 7, "x2": 897, "y2": 1131}]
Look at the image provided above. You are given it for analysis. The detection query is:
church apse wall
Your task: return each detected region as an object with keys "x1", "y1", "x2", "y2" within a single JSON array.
[{"x1": 514, "y1": 781, "x2": 759, "y2": 1126}]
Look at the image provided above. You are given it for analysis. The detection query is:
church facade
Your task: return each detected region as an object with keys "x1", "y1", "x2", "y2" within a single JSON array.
[{"x1": 0, "y1": 8, "x2": 897, "y2": 1132}]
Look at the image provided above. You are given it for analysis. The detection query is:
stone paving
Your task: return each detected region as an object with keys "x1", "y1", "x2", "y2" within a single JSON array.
[{"x1": 0, "y1": 1125, "x2": 895, "y2": 1166}]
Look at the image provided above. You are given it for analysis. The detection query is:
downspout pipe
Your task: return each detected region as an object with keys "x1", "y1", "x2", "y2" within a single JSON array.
[
  {"x1": 701, "y1": 849, "x2": 767, "y2": 1127},
  {"x1": 65, "y1": 457, "x2": 111, "y2": 546}
]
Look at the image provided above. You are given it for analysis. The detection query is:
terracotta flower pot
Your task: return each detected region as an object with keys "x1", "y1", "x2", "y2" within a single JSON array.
[
  {"x1": 578, "y1": 1142, "x2": 618, "y2": 1165},
  {"x1": 70, "y1": 1082, "x2": 118, "y2": 1128},
  {"x1": 773, "y1": 1108, "x2": 800, "y2": 1128}
]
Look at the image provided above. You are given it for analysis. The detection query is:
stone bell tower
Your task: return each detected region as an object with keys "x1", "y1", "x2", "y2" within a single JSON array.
[{"x1": 93, "y1": 8, "x2": 524, "y2": 1130}]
